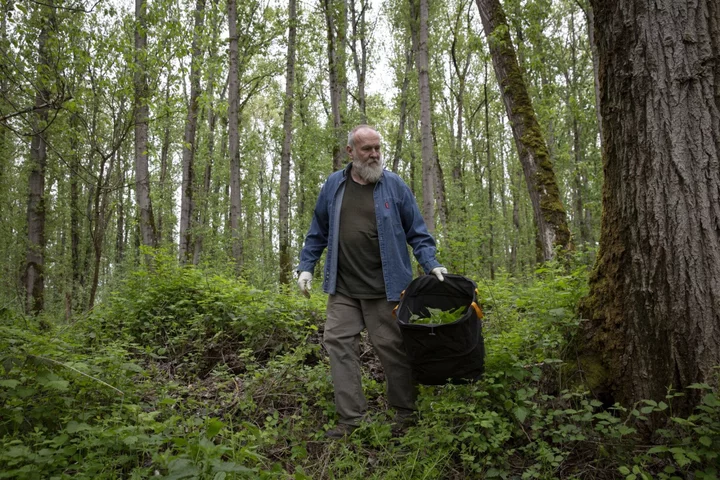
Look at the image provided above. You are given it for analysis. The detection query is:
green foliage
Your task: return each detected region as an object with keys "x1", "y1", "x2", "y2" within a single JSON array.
[
  {"x1": 409, "y1": 306, "x2": 465, "y2": 325},
  {"x1": 2, "y1": 259, "x2": 719, "y2": 479},
  {"x1": 89, "y1": 251, "x2": 320, "y2": 377}
]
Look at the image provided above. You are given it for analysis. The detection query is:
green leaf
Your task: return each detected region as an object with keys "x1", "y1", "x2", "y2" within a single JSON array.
[
  {"x1": 0, "y1": 379, "x2": 20, "y2": 389},
  {"x1": 514, "y1": 406, "x2": 529, "y2": 423},
  {"x1": 66, "y1": 421, "x2": 92, "y2": 433},
  {"x1": 672, "y1": 451, "x2": 690, "y2": 467},
  {"x1": 619, "y1": 466, "x2": 631, "y2": 475},
  {"x1": 647, "y1": 446, "x2": 669, "y2": 454},
  {"x1": 687, "y1": 383, "x2": 711, "y2": 390},
  {"x1": 210, "y1": 460, "x2": 254, "y2": 473},
  {"x1": 122, "y1": 362, "x2": 144, "y2": 373},
  {"x1": 206, "y1": 418, "x2": 224, "y2": 439},
  {"x1": 37, "y1": 373, "x2": 69, "y2": 391},
  {"x1": 2, "y1": 357, "x2": 14, "y2": 374},
  {"x1": 699, "y1": 436, "x2": 712, "y2": 447},
  {"x1": 165, "y1": 459, "x2": 200, "y2": 480}
]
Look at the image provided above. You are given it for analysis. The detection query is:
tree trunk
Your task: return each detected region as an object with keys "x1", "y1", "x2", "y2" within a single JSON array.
[
  {"x1": 134, "y1": 0, "x2": 157, "y2": 250},
  {"x1": 392, "y1": 37, "x2": 413, "y2": 173},
  {"x1": 278, "y1": 0, "x2": 297, "y2": 285},
  {"x1": 450, "y1": 1, "x2": 471, "y2": 188},
  {"x1": 577, "y1": 0, "x2": 603, "y2": 146},
  {"x1": 580, "y1": 0, "x2": 720, "y2": 414},
  {"x1": 69, "y1": 114, "x2": 80, "y2": 316},
  {"x1": 431, "y1": 126, "x2": 447, "y2": 231},
  {"x1": 350, "y1": 0, "x2": 368, "y2": 122},
  {"x1": 193, "y1": 77, "x2": 224, "y2": 266},
  {"x1": 228, "y1": 0, "x2": 243, "y2": 271},
  {"x1": 88, "y1": 152, "x2": 115, "y2": 310},
  {"x1": 485, "y1": 73, "x2": 495, "y2": 280},
  {"x1": 25, "y1": 1, "x2": 52, "y2": 315},
  {"x1": 475, "y1": 0, "x2": 571, "y2": 261},
  {"x1": 158, "y1": 76, "x2": 171, "y2": 245},
  {"x1": 324, "y1": 0, "x2": 347, "y2": 171},
  {"x1": 116, "y1": 164, "x2": 125, "y2": 265},
  {"x1": 179, "y1": 0, "x2": 206, "y2": 264},
  {"x1": 414, "y1": 0, "x2": 435, "y2": 233}
]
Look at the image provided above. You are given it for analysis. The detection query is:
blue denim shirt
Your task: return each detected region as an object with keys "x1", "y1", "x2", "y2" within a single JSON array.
[{"x1": 297, "y1": 163, "x2": 442, "y2": 301}]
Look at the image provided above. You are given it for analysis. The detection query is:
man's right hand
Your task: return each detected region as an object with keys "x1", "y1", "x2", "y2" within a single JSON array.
[{"x1": 297, "y1": 271, "x2": 313, "y2": 298}]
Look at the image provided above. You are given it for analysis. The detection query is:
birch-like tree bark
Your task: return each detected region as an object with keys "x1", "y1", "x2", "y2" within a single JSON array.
[
  {"x1": 475, "y1": 0, "x2": 571, "y2": 260},
  {"x1": 413, "y1": 0, "x2": 435, "y2": 233},
  {"x1": 134, "y1": 0, "x2": 158, "y2": 250},
  {"x1": 324, "y1": 0, "x2": 348, "y2": 171},
  {"x1": 350, "y1": 0, "x2": 369, "y2": 122},
  {"x1": 179, "y1": 0, "x2": 206, "y2": 263},
  {"x1": 228, "y1": 0, "x2": 243, "y2": 271},
  {"x1": 279, "y1": 0, "x2": 297, "y2": 285}
]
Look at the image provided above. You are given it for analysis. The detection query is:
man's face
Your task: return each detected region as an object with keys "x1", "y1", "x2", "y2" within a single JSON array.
[
  {"x1": 348, "y1": 128, "x2": 383, "y2": 182},
  {"x1": 348, "y1": 128, "x2": 382, "y2": 167}
]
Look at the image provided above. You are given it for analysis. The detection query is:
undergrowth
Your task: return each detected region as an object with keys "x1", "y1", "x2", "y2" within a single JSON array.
[{"x1": 1, "y1": 254, "x2": 719, "y2": 479}]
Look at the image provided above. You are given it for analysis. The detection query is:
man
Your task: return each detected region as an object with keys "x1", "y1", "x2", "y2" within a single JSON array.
[{"x1": 296, "y1": 125, "x2": 447, "y2": 438}]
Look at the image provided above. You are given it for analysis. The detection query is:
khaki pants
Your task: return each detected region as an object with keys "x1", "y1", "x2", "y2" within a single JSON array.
[{"x1": 323, "y1": 293, "x2": 416, "y2": 425}]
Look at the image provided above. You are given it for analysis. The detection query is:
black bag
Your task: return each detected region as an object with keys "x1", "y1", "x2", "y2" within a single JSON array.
[{"x1": 395, "y1": 273, "x2": 485, "y2": 385}]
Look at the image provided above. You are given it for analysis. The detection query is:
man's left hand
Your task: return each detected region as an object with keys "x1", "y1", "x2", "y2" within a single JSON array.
[{"x1": 431, "y1": 267, "x2": 448, "y2": 281}]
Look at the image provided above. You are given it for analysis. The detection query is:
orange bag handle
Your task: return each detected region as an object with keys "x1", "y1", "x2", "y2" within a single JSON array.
[{"x1": 471, "y1": 301, "x2": 484, "y2": 319}]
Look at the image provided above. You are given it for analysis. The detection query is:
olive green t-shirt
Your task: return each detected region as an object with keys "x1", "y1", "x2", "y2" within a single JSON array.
[{"x1": 335, "y1": 176, "x2": 386, "y2": 299}]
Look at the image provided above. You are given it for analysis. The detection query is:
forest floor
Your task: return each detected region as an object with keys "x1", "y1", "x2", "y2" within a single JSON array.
[{"x1": 1, "y1": 257, "x2": 718, "y2": 479}]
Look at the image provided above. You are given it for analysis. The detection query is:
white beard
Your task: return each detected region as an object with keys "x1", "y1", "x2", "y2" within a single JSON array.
[{"x1": 353, "y1": 160, "x2": 384, "y2": 183}]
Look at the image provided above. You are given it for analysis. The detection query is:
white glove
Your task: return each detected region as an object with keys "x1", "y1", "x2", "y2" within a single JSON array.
[
  {"x1": 431, "y1": 267, "x2": 448, "y2": 281},
  {"x1": 297, "y1": 271, "x2": 313, "y2": 298}
]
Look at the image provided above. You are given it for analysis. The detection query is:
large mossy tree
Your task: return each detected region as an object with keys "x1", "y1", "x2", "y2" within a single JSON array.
[{"x1": 580, "y1": 0, "x2": 720, "y2": 413}]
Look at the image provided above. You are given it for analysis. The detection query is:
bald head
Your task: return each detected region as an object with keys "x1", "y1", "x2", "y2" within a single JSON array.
[{"x1": 347, "y1": 125, "x2": 380, "y2": 148}]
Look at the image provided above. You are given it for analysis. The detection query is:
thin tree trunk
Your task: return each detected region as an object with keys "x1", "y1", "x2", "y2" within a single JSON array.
[
  {"x1": 158, "y1": 76, "x2": 171, "y2": 244},
  {"x1": 350, "y1": 0, "x2": 368, "y2": 122},
  {"x1": 414, "y1": 0, "x2": 435, "y2": 233},
  {"x1": 485, "y1": 74, "x2": 495, "y2": 280},
  {"x1": 69, "y1": 114, "x2": 80, "y2": 316},
  {"x1": 577, "y1": 0, "x2": 603, "y2": 145},
  {"x1": 179, "y1": 0, "x2": 206, "y2": 263},
  {"x1": 450, "y1": 1, "x2": 471, "y2": 187},
  {"x1": 431, "y1": 126, "x2": 447, "y2": 231},
  {"x1": 193, "y1": 77, "x2": 225, "y2": 265},
  {"x1": 567, "y1": 10, "x2": 590, "y2": 246},
  {"x1": 25, "y1": 1, "x2": 52, "y2": 315},
  {"x1": 279, "y1": 0, "x2": 297, "y2": 285},
  {"x1": 134, "y1": 0, "x2": 157, "y2": 250},
  {"x1": 475, "y1": 0, "x2": 571, "y2": 261},
  {"x1": 116, "y1": 164, "x2": 125, "y2": 264},
  {"x1": 324, "y1": 0, "x2": 347, "y2": 171},
  {"x1": 392, "y1": 37, "x2": 414, "y2": 173},
  {"x1": 228, "y1": 0, "x2": 243, "y2": 271},
  {"x1": 580, "y1": 0, "x2": 720, "y2": 414},
  {"x1": 88, "y1": 152, "x2": 115, "y2": 310}
]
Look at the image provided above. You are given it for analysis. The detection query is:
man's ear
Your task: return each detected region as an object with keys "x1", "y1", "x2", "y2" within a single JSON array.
[{"x1": 346, "y1": 145, "x2": 353, "y2": 156}]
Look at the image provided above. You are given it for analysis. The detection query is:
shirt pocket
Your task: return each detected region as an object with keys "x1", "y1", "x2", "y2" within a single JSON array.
[{"x1": 378, "y1": 195, "x2": 404, "y2": 229}]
